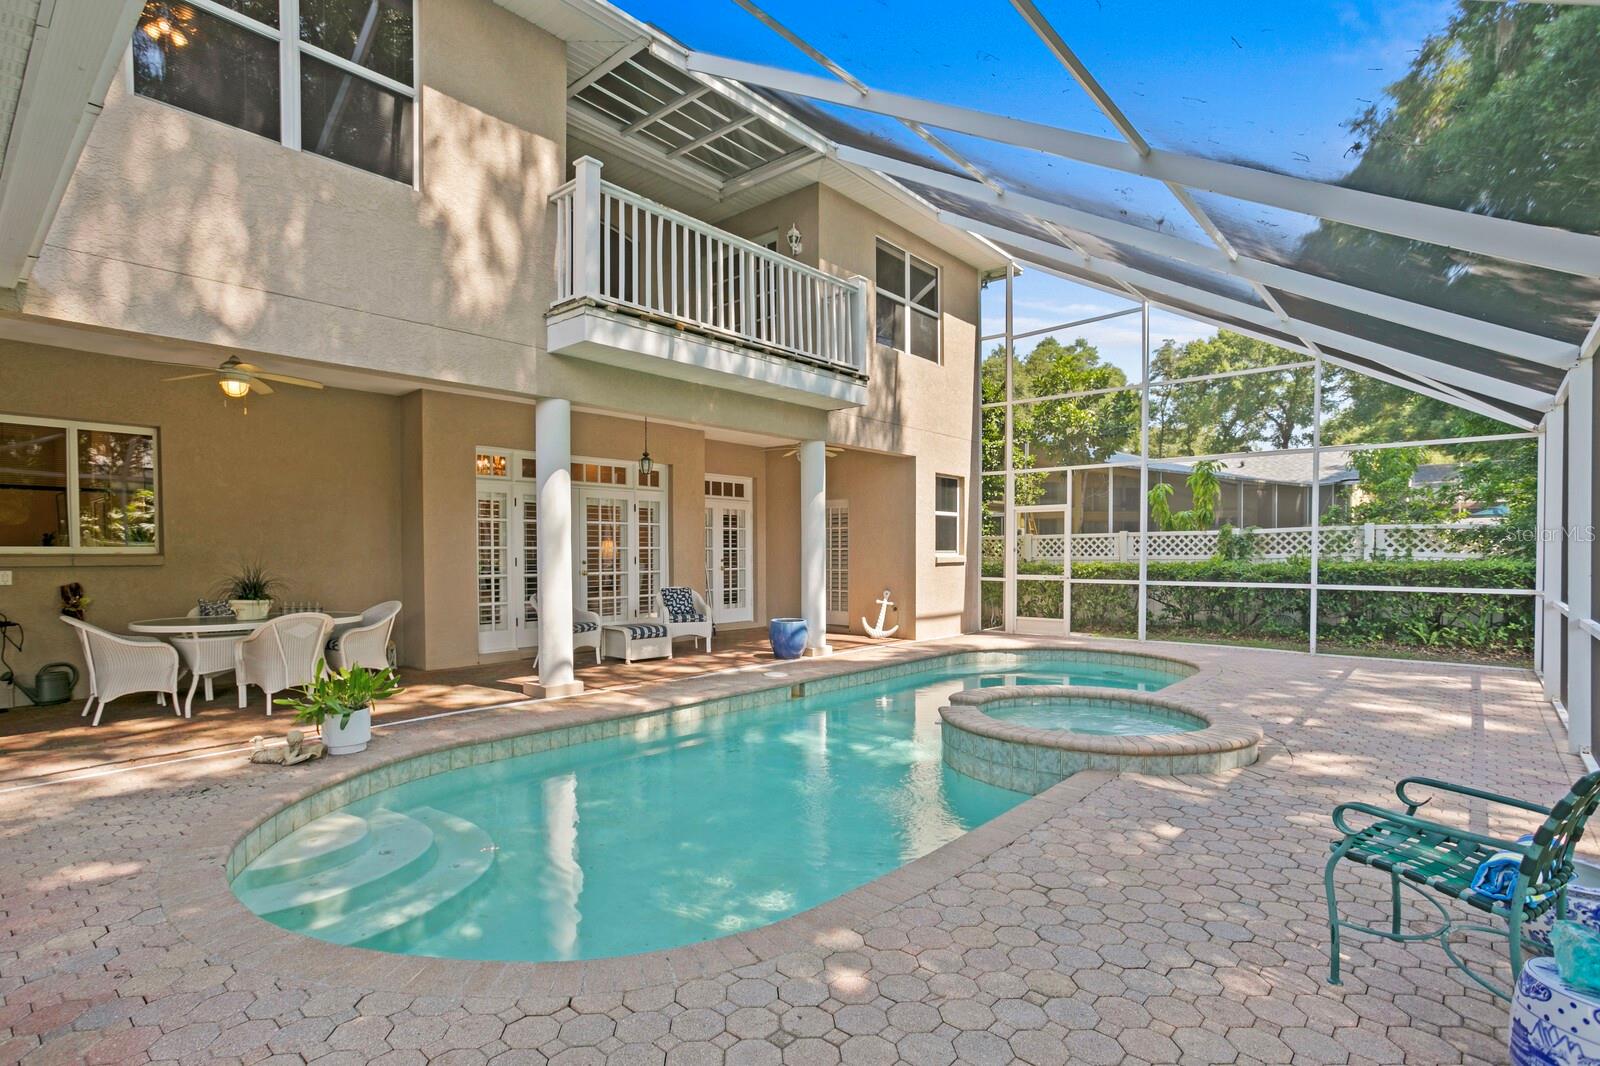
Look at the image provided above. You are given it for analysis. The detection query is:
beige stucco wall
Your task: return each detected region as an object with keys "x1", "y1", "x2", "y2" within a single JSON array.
[
  {"x1": 0, "y1": 341, "x2": 405, "y2": 693},
  {"x1": 15, "y1": 0, "x2": 566, "y2": 394}
]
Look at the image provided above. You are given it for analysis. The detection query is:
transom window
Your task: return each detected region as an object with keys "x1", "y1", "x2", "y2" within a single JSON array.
[
  {"x1": 705, "y1": 478, "x2": 748, "y2": 499},
  {"x1": 0, "y1": 417, "x2": 159, "y2": 553},
  {"x1": 876, "y1": 239, "x2": 940, "y2": 363},
  {"x1": 934, "y1": 474, "x2": 963, "y2": 557},
  {"x1": 132, "y1": 0, "x2": 416, "y2": 184}
]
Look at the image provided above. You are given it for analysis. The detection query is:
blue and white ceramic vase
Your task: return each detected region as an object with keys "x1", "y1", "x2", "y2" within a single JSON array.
[
  {"x1": 768, "y1": 617, "x2": 808, "y2": 660},
  {"x1": 1532, "y1": 861, "x2": 1600, "y2": 950},
  {"x1": 1511, "y1": 957, "x2": 1600, "y2": 1065}
]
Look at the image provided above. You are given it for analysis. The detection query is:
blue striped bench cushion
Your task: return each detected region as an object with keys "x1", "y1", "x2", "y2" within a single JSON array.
[
  {"x1": 621, "y1": 623, "x2": 668, "y2": 639},
  {"x1": 573, "y1": 621, "x2": 598, "y2": 634}
]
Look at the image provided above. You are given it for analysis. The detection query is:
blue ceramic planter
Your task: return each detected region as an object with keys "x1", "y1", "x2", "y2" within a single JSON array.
[{"x1": 768, "y1": 617, "x2": 808, "y2": 660}]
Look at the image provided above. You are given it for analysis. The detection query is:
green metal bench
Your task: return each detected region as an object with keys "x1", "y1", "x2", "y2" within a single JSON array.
[{"x1": 1325, "y1": 770, "x2": 1600, "y2": 1000}]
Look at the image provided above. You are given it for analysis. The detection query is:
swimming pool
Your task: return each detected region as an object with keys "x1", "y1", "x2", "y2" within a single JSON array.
[{"x1": 233, "y1": 651, "x2": 1181, "y2": 962}]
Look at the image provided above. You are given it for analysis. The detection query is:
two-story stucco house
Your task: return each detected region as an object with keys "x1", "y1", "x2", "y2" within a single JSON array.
[{"x1": 0, "y1": 0, "x2": 1007, "y2": 698}]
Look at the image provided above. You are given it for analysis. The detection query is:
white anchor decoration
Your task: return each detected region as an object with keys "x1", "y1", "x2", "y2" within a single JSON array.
[{"x1": 862, "y1": 589, "x2": 899, "y2": 639}]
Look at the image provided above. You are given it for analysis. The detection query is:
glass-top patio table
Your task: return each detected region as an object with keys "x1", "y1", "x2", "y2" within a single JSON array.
[
  {"x1": 128, "y1": 612, "x2": 362, "y2": 636},
  {"x1": 128, "y1": 612, "x2": 364, "y2": 716}
]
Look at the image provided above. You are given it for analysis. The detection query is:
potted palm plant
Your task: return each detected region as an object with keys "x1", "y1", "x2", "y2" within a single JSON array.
[
  {"x1": 275, "y1": 663, "x2": 401, "y2": 755},
  {"x1": 220, "y1": 562, "x2": 281, "y2": 620}
]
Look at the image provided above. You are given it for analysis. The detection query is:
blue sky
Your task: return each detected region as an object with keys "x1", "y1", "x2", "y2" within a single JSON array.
[{"x1": 614, "y1": 0, "x2": 1463, "y2": 361}]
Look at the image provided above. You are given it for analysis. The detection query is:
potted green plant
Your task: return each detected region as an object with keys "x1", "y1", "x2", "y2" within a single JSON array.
[
  {"x1": 220, "y1": 562, "x2": 281, "y2": 621},
  {"x1": 275, "y1": 662, "x2": 400, "y2": 755}
]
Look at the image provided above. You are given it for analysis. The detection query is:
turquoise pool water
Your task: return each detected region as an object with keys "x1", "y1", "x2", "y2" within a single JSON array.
[
  {"x1": 234, "y1": 653, "x2": 1175, "y2": 962},
  {"x1": 983, "y1": 698, "x2": 1203, "y2": 735}
]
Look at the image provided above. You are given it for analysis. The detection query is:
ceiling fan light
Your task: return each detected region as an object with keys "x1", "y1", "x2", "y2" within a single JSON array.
[{"x1": 219, "y1": 376, "x2": 251, "y2": 399}]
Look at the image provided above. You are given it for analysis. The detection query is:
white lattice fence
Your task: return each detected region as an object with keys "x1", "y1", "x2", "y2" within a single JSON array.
[{"x1": 1011, "y1": 523, "x2": 1491, "y2": 564}]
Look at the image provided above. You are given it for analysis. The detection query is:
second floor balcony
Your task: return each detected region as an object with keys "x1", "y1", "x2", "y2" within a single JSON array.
[{"x1": 548, "y1": 158, "x2": 869, "y2": 409}]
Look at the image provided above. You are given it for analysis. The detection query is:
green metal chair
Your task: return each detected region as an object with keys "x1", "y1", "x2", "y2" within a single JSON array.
[{"x1": 1325, "y1": 770, "x2": 1600, "y2": 1000}]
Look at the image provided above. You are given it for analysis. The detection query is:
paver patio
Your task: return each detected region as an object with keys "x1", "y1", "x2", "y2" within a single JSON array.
[{"x1": 0, "y1": 635, "x2": 1579, "y2": 1065}]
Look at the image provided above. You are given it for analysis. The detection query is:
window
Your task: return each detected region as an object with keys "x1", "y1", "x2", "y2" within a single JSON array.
[
  {"x1": 133, "y1": 0, "x2": 415, "y2": 183},
  {"x1": 876, "y1": 240, "x2": 940, "y2": 362},
  {"x1": 0, "y1": 417, "x2": 159, "y2": 552},
  {"x1": 934, "y1": 474, "x2": 963, "y2": 557}
]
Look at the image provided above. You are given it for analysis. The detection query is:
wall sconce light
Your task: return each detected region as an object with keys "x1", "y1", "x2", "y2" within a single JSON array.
[{"x1": 786, "y1": 223, "x2": 803, "y2": 257}]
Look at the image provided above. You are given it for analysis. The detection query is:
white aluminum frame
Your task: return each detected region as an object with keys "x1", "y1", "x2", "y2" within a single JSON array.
[
  {"x1": 987, "y1": 271, "x2": 1545, "y2": 658},
  {"x1": 0, "y1": 413, "x2": 160, "y2": 555}
]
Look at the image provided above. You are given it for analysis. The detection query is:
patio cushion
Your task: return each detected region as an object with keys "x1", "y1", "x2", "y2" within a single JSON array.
[
  {"x1": 197, "y1": 598, "x2": 232, "y2": 617},
  {"x1": 621, "y1": 623, "x2": 668, "y2": 640},
  {"x1": 573, "y1": 621, "x2": 598, "y2": 634},
  {"x1": 661, "y1": 587, "x2": 702, "y2": 623}
]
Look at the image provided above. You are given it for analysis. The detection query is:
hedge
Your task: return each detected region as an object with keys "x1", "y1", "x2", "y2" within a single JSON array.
[{"x1": 1007, "y1": 558, "x2": 1535, "y2": 658}]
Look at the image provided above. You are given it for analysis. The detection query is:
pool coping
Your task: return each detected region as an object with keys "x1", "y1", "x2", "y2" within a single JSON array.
[
  {"x1": 155, "y1": 635, "x2": 1220, "y2": 998},
  {"x1": 940, "y1": 685, "x2": 1264, "y2": 794}
]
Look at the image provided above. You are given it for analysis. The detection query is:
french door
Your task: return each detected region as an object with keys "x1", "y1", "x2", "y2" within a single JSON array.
[
  {"x1": 580, "y1": 490, "x2": 631, "y2": 624},
  {"x1": 827, "y1": 500, "x2": 849, "y2": 626},
  {"x1": 476, "y1": 453, "x2": 540, "y2": 654},
  {"x1": 704, "y1": 501, "x2": 752, "y2": 624},
  {"x1": 578, "y1": 488, "x2": 667, "y2": 624}
]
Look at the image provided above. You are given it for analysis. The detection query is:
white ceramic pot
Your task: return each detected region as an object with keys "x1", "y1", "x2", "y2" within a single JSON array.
[
  {"x1": 320, "y1": 706, "x2": 371, "y2": 755},
  {"x1": 1511, "y1": 956, "x2": 1600, "y2": 1064},
  {"x1": 1530, "y1": 859, "x2": 1600, "y2": 949},
  {"x1": 229, "y1": 599, "x2": 273, "y2": 621}
]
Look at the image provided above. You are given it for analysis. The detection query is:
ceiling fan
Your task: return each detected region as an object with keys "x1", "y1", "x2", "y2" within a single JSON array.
[{"x1": 163, "y1": 356, "x2": 324, "y2": 399}]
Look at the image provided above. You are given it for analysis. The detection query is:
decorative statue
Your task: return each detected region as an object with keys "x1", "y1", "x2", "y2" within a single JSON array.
[
  {"x1": 862, "y1": 589, "x2": 899, "y2": 639},
  {"x1": 248, "y1": 729, "x2": 325, "y2": 765}
]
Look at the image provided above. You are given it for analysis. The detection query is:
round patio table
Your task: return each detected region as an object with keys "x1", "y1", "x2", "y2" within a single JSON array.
[{"x1": 129, "y1": 612, "x2": 362, "y2": 716}]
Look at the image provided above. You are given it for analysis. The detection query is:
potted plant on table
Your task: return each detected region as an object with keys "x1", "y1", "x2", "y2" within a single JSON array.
[
  {"x1": 220, "y1": 562, "x2": 281, "y2": 621},
  {"x1": 275, "y1": 662, "x2": 401, "y2": 756}
]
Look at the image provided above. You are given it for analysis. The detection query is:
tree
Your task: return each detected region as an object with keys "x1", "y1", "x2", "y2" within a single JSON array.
[
  {"x1": 1147, "y1": 332, "x2": 1312, "y2": 456},
  {"x1": 1148, "y1": 460, "x2": 1223, "y2": 532},
  {"x1": 1299, "y1": 4, "x2": 1600, "y2": 340}
]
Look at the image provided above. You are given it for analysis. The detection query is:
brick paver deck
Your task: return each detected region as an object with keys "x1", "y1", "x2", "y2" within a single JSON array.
[{"x1": 0, "y1": 636, "x2": 1578, "y2": 1065}]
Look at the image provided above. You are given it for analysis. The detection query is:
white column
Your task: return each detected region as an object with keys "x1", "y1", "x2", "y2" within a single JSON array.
[
  {"x1": 1568, "y1": 359, "x2": 1595, "y2": 756},
  {"x1": 799, "y1": 439, "x2": 832, "y2": 656},
  {"x1": 526, "y1": 398, "x2": 584, "y2": 699},
  {"x1": 1540, "y1": 405, "x2": 1565, "y2": 701}
]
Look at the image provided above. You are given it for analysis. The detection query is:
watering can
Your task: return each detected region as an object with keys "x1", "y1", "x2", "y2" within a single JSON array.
[{"x1": 4, "y1": 662, "x2": 78, "y2": 707}]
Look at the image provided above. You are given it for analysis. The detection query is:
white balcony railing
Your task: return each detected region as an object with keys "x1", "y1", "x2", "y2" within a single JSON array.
[{"x1": 552, "y1": 158, "x2": 868, "y2": 376}]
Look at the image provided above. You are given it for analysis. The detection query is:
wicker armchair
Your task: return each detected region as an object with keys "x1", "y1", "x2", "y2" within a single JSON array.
[
  {"x1": 62, "y1": 617, "x2": 181, "y2": 727},
  {"x1": 326, "y1": 601, "x2": 401, "y2": 672},
  {"x1": 235, "y1": 613, "x2": 334, "y2": 713},
  {"x1": 659, "y1": 587, "x2": 713, "y2": 652}
]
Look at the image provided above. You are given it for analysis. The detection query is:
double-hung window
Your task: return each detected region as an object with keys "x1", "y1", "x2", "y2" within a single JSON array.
[
  {"x1": 0, "y1": 417, "x2": 160, "y2": 553},
  {"x1": 934, "y1": 474, "x2": 963, "y2": 558},
  {"x1": 875, "y1": 239, "x2": 940, "y2": 362},
  {"x1": 132, "y1": 0, "x2": 416, "y2": 184}
]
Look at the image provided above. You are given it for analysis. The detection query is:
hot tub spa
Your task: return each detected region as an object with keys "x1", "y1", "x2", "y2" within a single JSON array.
[{"x1": 939, "y1": 686, "x2": 1262, "y2": 794}]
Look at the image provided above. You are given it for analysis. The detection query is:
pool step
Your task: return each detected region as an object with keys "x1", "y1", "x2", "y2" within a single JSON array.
[
  {"x1": 320, "y1": 808, "x2": 496, "y2": 949},
  {"x1": 236, "y1": 809, "x2": 439, "y2": 925},
  {"x1": 235, "y1": 811, "x2": 372, "y2": 891}
]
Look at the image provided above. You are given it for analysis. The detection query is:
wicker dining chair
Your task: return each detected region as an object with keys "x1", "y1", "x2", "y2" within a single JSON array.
[
  {"x1": 235, "y1": 613, "x2": 333, "y2": 713},
  {"x1": 62, "y1": 616, "x2": 181, "y2": 727}
]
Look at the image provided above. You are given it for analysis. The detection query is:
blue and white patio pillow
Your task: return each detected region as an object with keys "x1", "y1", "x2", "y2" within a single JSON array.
[{"x1": 661, "y1": 587, "x2": 703, "y2": 623}]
